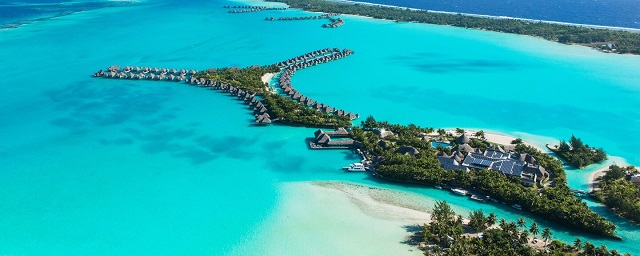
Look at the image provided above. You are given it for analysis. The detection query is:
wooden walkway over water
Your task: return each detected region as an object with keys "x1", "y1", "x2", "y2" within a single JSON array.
[{"x1": 91, "y1": 47, "x2": 359, "y2": 126}]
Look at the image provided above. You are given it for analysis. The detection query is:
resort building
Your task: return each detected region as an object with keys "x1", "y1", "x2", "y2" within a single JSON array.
[
  {"x1": 395, "y1": 145, "x2": 419, "y2": 156},
  {"x1": 310, "y1": 128, "x2": 362, "y2": 149},
  {"x1": 436, "y1": 134, "x2": 547, "y2": 186},
  {"x1": 373, "y1": 128, "x2": 394, "y2": 139}
]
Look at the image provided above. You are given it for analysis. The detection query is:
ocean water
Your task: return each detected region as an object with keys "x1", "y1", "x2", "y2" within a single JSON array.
[
  {"x1": 354, "y1": 0, "x2": 640, "y2": 29},
  {"x1": 1, "y1": 0, "x2": 640, "y2": 255}
]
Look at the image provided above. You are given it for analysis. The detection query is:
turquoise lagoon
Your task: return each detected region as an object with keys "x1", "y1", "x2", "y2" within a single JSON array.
[{"x1": 1, "y1": 0, "x2": 640, "y2": 254}]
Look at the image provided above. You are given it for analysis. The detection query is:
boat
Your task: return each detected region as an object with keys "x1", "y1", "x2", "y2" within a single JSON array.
[
  {"x1": 451, "y1": 188, "x2": 467, "y2": 196},
  {"x1": 490, "y1": 198, "x2": 499, "y2": 203},
  {"x1": 471, "y1": 195, "x2": 485, "y2": 202},
  {"x1": 512, "y1": 204, "x2": 522, "y2": 210},
  {"x1": 343, "y1": 163, "x2": 366, "y2": 172},
  {"x1": 435, "y1": 185, "x2": 443, "y2": 189}
]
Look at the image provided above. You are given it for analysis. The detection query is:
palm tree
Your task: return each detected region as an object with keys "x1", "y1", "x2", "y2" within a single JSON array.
[
  {"x1": 519, "y1": 230, "x2": 529, "y2": 244},
  {"x1": 573, "y1": 238, "x2": 582, "y2": 252},
  {"x1": 583, "y1": 241, "x2": 596, "y2": 255},
  {"x1": 475, "y1": 130, "x2": 485, "y2": 139},
  {"x1": 487, "y1": 213, "x2": 497, "y2": 227},
  {"x1": 455, "y1": 128, "x2": 464, "y2": 135},
  {"x1": 542, "y1": 227, "x2": 552, "y2": 247},
  {"x1": 499, "y1": 218, "x2": 507, "y2": 229},
  {"x1": 517, "y1": 218, "x2": 526, "y2": 231},
  {"x1": 432, "y1": 245, "x2": 443, "y2": 256},
  {"x1": 437, "y1": 128, "x2": 446, "y2": 136},
  {"x1": 529, "y1": 222, "x2": 539, "y2": 242}
]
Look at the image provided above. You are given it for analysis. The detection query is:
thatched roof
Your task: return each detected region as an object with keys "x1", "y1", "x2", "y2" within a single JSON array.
[
  {"x1": 455, "y1": 134, "x2": 471, "y2": 144},
  {"x1": 396, "y1": 145, "x2": 419, "y2": 156}
]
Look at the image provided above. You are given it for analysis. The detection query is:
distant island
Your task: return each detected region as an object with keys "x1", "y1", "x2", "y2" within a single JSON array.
[
  {"x1": 270, "y1": 0, "x2": 640, "y2": 55},
  {"x1": 547, "y1": 135, "x2": 607, "y2": 168}
]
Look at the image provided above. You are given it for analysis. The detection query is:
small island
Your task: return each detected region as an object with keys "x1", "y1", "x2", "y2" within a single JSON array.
[
  {"x1": 592, "y1": 165, "x2": 640, "y2": 224},
  {"x1": 548, "y1": 135, "x2": 607, "y2": 168}
]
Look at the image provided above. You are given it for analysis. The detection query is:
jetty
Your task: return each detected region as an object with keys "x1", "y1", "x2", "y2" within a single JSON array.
[
  {"x1": 225, "y1": 5, "x2": 288, "y2": 13},
  {"x1": 93, "y1": 66, "x2": 195, "y2": 81},
  {"x1": 92, "y1": 47, "x2": 359, "y2": 127},
  {"x1": 275, "y1": 48, "x2": 359, "y2": 120},
  {"x1": 322, "y1": 18, "x2": 344, "y2": 28}
]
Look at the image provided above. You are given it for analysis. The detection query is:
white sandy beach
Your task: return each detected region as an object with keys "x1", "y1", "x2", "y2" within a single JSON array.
[
  {"x1": 261, "y1": 72, "x2": 276, "y2": 85},
  {"x1": 238, "y1": 181, "x2": 430, "y2": 256},
  {"x1": 429, "y1": 129, "x2": 545, "y2": 151}
]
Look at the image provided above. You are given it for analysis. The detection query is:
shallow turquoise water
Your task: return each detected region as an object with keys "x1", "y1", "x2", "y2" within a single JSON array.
[{"x1": 1, "y1": 0, "x2": 640, "y2": 254}]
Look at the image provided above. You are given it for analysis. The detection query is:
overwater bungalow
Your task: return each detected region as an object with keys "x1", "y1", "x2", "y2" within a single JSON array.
[{"x1": 255, "y1": 115, "x2": 271, "y2": 125}]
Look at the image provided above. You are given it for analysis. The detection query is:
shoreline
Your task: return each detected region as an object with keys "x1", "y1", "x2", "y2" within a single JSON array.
[
  {"x1": 261, "y1": 72, "x2": 276, "y2": 85},
  {"x1": 588, "y1": 167, "x2": 609, "y2": 192},
  {"x1": 311, "y1": 181, "x2": 433, "y2": 223},
  {"x1": 429, "y1": 128, "x2": 545, "y2": 152},
  {"x1": 326, "y1": 0, "x2": 640, "y2": 33}
]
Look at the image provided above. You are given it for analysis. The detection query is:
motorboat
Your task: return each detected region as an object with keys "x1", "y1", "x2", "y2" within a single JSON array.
[
  {"x1": 343, "y1": 163, "x2": 366, "y2": 172},
  {"x1": 451, "y1": 188, "x2": 467, "y2": 196}
]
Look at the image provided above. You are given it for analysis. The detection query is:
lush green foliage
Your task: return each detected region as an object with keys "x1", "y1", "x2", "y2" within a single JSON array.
[
  {"x1": 475, "y1": 170, "x2": 617, "y2": 237},
  {"x1": 352, "y1": 117, "x2": 616, "y2": 237},
  {"x1": 555, "y1": 135, "x2": 607, "y2": 168},
  {"x1": 419, "y1": 201, "x2": 628, "y2": 256},
  {"x1": 262, "y1": 93, "x2": 352, "y2": 128},
  {"x1": 195, "y1": 65, "x2": 280, "y2": 93},
  {"x1": 593, "y1": 165, "x2": 640, "y2": 223},
  {"x1": 273, "y1": 0, "x2": 640, "y2": 54}
]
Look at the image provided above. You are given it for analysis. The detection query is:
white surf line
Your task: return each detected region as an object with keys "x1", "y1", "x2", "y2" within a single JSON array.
[{"x1": 325, "y1": 0, "x2": 640, "y2": 33}]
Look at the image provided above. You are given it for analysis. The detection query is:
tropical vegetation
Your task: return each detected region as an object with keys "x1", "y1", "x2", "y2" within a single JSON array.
[
  {"x1": 593, "y1": 165, "x2": 640, "y2": 223},
  {"x1": 419, "y1": 201, "x2": 628, "y2": 255},
  {"x1": 262, "y1": 93, "x2": 352, "y2": 127},
  {"x1": 195, "y1": 65, "x2": 280, "y2": 94},
  {"x1": 351, "y1": 116, "x2": 617, "y2": 238},
  {"x1": 553, "y1": 135, "x2": 607, "y2": 168}
]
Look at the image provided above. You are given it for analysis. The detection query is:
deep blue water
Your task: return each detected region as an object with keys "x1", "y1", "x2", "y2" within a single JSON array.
[
  {"x1": 356, "y1": 0, "x2": 640, "y2": 29},
  {"x1": 0, "y1": 1, "x2": 134, "y2": 29}
]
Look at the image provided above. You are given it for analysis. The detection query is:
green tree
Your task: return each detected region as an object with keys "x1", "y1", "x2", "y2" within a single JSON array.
[
  {"x1": 487, "y1": 212, "x2": 497, "y2": 227},
  {"x1": 437, "y1": 128, "x2": 446, "y2": 136},
  {"x1": 542, "y1": 227, "x2": 552, "y2": 246},
  {"x1": 455, "y1": 128, "x2": 464, "y2": 135},
  {"x1": 362, "y1": 115, "x2": 378, "y2": 131},
  {"x1": 468, "y1": 210, "x2": 487, "y2": 233},
  {"x1": 517, "y1": 218, "x2": 526, "y2": 231},
  {"x1": 529, "y1": 222, "x2": 539, "y2": 241},
  {"x1": 474, "y1": 130, "x2": 485, "y2": 138},
  {"x1": 573, "y1": 237, "x2": 582, "y2": 251},
  {"x1": 584, "y1": 241, "x2": 596, "y2": 255}
]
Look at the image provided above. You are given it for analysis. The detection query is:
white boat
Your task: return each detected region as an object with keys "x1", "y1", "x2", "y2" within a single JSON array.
[
  {"x1": 471, "y1": 195, "x2": 485, "y2": 202},
  {"x1": 435, "y1": 185, "x2": 443, "y2": 189},
  {"x1": 512, "y1": 204, "x2": 522, "y2": 210},
  {"x1": 343, "y1": 163, "x2": 366, "y2": 172},
  {"x1": 451, "y1": 188, "x2": 467, "y2": 196}
]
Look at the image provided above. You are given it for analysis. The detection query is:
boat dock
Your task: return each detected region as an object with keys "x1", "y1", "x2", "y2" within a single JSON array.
[
  {"x1": 92, "y1": 48, "x2": 358, "y2": 127},
  {"x1": 265, "y1": 13, "x2": 338, "y2": 21},
  {"x1": 225, "y1": 6, "x2": 288, "y2": 13},
  {"x1": 323, "y1": 18, "x2": 344, "y2": 28}
]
